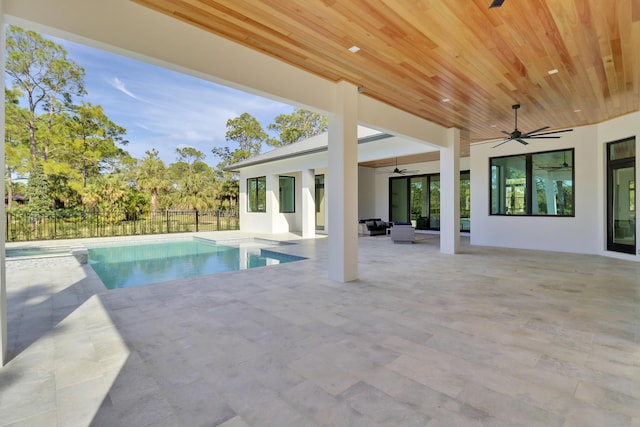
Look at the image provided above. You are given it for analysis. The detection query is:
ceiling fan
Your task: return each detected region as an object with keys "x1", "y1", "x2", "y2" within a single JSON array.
[
  {"x1": 489, "y1": 0, "x2": 505, "y2": 8},
  {"x1": 536, "y1": 151, "x2": 572, "y2": 171},
  {"x1": 488, "y1": 104, "x2": 573, "y2": 148},
  {"x1": 376, "y1": 158, "x2": 419, "y2": 175}
]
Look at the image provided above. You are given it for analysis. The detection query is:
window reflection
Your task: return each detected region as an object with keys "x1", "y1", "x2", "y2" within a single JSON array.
[
  {"x1": 491, "y1": 149, "x2": 574, "y2": 216},
  {"x1": 531, "y1": 151, "x2": 573, "y2": 215},
  {"x1": 491, "y1": 155, "x2": 526, "y2": 215}
]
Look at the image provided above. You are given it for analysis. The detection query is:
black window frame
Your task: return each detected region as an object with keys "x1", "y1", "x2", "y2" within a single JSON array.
[
  {"x1": 279, "y1": 176, "x2": 295, "y2": 213},
  {"x1": 247, "y1": 176, "x2": 266, "y2": 213},
  {"x1": 489, "y1": 148, "x2": 575, "y2": 217},
  {"x1": 388, "y1": 170, "x2": 470, "y2": 231},
  {"x1": 606, "y1": 137, "x2": 636, "y2": 254}
]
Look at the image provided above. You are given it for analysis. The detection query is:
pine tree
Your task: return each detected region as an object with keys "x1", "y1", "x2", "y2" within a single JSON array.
[{"x1": 25, "y1": 162, "x2": 51, "y2": 213}]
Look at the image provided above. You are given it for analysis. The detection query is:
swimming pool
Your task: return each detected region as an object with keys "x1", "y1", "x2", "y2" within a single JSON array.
[{"x1": 87, "y1": 237, "x2": 305, "y2": 289}]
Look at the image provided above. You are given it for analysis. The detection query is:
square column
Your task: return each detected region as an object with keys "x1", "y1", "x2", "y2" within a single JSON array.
[
  {"x1": 440, "y1": 128, "x2": 461, "y2": 254},
  {"x1": 328, "y1": 81, "x2": 359, "y2": 282},
  {"x1": 301, "y1": 168, "x2": 315, "y2": 238},
  {"x1": 266, "y1": 173, "x2": 280, "y2": 233}
]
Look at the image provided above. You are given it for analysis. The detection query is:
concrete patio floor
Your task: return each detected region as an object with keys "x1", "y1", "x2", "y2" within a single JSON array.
[{"x1": 1, "y1": 231, "x2": 639, "y2": 426}]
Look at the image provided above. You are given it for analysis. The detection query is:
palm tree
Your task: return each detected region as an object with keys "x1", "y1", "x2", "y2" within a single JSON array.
[
  {"x1": 174, "y1": 173, "x2": 215, "y2": 211},
  {"x1": 136, "y1": 149, "x2": 171, "y2": 218}
]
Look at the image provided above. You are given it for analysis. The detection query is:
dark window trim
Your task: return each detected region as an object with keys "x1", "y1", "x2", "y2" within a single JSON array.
[
  {"x1": 247, "y1": 176, "x2": 266, "y2": 213},
  {"x1": 489, "y1": 148, "x2": 575, "y2": 217},
  {"x1": 388, "y1": 170, "x2": 470, "y2": 231},
  {"x1": 279, "y1": 175, "x2": 296, "y2": 213},
  {"x1": 606, "y1": 137, "x2": 636, "y2": 254}
]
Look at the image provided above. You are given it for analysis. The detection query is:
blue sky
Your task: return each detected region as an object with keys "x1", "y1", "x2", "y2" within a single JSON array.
[{"x1": 48, "y1": 35, "x2": 294, "y2": 167}]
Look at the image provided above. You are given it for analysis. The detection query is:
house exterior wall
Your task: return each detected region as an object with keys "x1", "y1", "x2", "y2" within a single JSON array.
[
  {"x1": 470, "y1": 111, "x2": 639, "y2": 261},
  {"x1": 237, "y1": 113, "x2": 638, "y2": 262},
  {"x1": 238, "y1": 152, "x2": 328, "y2": 234},
  {"x1": 358, "y1": 166, "x2": 376, "y2": 219}
]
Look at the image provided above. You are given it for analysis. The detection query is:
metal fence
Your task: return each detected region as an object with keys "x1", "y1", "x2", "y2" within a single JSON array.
[{"x1": 6, "y1": 209, "x2": 239, "y2": 242}]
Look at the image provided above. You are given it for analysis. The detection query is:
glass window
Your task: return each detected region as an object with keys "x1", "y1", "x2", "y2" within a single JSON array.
[
  {"x1": 279, "y1": 176, "x2": 295, "y2": 213},
  {"x1": 390, "y1": 177, "x2": 408, "y2": 223},
  {"x1": 460, "y1": 171, "x2": 471, "y2": 230},
  {"x1": 607, "y1": 138, "x2": 636, "y2": 253},
  {"x1": 490, "y1": 149, "x2": 574, "y2": 216},
  {"x1": 389, "y1": 171, "x2": 469, "y2": 230},
  {"x1": 609, "y1": 138, "x2": 635, "y2": 161},
  {"x1": 410, "y1": 176, "x2": 428, "y2": 224},
  {"x1": 429, "y1": 175, "x2": 440, "y2": 228},
  {"x1": 532, "y1": 151, "x2": 573, "y2": 215},
  {"x1": 315, "y1": 174, "x2": 325, "y2": 230},
  {"x1": 247, "y1": 176, "x2": 266, "y2": 212},
  {"x1": 491, "y1": 155, "x2": 527, "y2": 215}
]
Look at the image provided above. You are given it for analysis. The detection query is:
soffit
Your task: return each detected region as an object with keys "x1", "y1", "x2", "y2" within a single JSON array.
[{"x1": 133, "y1": 0, "x2": 640, "y2": 161}]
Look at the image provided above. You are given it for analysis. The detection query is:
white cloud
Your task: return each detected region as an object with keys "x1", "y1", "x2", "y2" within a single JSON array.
[
  {"x1": 55, "y1": 35, "x2": 294, "y2": 166},
  {"x1": 108, "y1": 77, "x2": 142, "y2": 100}
]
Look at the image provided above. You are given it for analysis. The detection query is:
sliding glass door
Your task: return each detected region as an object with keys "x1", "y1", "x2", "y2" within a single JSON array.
[
  {"x1": 315, "y1": 174, "x2": 325, "y2": 230},
  {"x1": 607, "y1": 138, "x2": 636, "y2": 254},
  {"x1": 389, "y1": 172, "x2": 469, "y2": 231},
  {"x1": 410, "y1": 176, "x2": 428, "y2": 226},
  {"x1": 390, "y1": 177, "x2": 408, "y2": 223}
]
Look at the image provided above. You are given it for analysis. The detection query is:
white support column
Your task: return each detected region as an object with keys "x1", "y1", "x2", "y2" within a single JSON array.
[
  {"x1": 266, "y1": 173, "x2": 279, "y2": 233},
  {"x1": 1, "y1": 7, "x2": 7, "y2": 366},
  {"x1": 328, "y1": 81, "x2": 359, "y2": 282},
  {"x1": 301, "y1": 168, "x2": 315, "y2": 238},
  {"x1": 440, "y1": 128, "x2": 461, "y2": 254}
]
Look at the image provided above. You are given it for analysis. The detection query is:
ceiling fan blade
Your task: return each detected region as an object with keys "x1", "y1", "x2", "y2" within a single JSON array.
[
  {"x1": 529, "y1": 128, "x2": 574, "y2": 137},
  {"x1": 523, "y1": 126, "x2": 549, "y2": 136},
  {"x1": 492, "y1": 139, "x2": 512, "y2": 148},
  {"x1": 525, "y1": 136, "x2": 562, "y2": 139},
  {"x1": 500, "y1": 130, "x2": 513, "y2": 137},
  {"x1": 489, "y1": 0, "x2": 505, "y2": 8},
  {"x1": 516, "y1": 138, "x2": 529, "y2": 145}
]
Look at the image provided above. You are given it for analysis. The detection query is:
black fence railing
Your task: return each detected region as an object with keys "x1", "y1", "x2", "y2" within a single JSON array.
[{"x1": 6, "y1": 209, "x2": 239, "y2": 242}]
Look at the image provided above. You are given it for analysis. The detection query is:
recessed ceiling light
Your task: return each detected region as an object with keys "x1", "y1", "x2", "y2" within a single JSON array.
[
  {"x1": 441, "y1": 98, "x2": 450, "y2": 103},
  {"x1": 574, "y1": 109, "x2": 582, "y2": 113},
  {"x1": 548, "y1": 69, "x2": 559, "y2": 75},
  {"x1": 490, "y1": 124, "x2": 497, "y2": 128},
  {"x1": 348, "y1": 45, "x2": 360, "y2": 53}
]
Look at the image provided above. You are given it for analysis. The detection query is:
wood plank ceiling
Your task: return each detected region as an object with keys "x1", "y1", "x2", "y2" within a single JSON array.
[{"x1": 133, "y1": 0, "x2": 640, "y2": 166}]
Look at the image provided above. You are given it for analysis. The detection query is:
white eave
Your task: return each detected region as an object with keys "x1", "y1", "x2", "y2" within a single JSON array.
[
  {"x1": 224, "y1": 126, "x2": 437, "y2": 172},
  {"x1": 224, "y1": 126, "x2": 390, "y2": 172}
]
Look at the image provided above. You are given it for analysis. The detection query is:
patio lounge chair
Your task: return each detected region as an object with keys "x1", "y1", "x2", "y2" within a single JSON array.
[{"x1": 390, "y1": 222, "x2": 415, "y2": 243}]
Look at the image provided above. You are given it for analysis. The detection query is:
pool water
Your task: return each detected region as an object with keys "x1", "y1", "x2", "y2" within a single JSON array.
[{"x1": 88, "y1": 238, "x2": 305, "y2": 289}]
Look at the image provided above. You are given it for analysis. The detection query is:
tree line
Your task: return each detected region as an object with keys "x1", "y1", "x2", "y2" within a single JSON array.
[{"x1": 5, "y1": 25, "x2": 327, "y2": 217}]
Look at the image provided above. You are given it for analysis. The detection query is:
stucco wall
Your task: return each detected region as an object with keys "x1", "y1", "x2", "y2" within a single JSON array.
[
  {"x1": 238, "y1": 154, "x2": 327, "y2": 234},
  {"x1": 470, "y1": 111, "x2": 639, "y2": 260},
  {"x1": 237, "y1": 113, "x2": 639, "y2": 262},
  {"x1": 358, "y1": 167, "x2": 376, "y2": 219}
]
